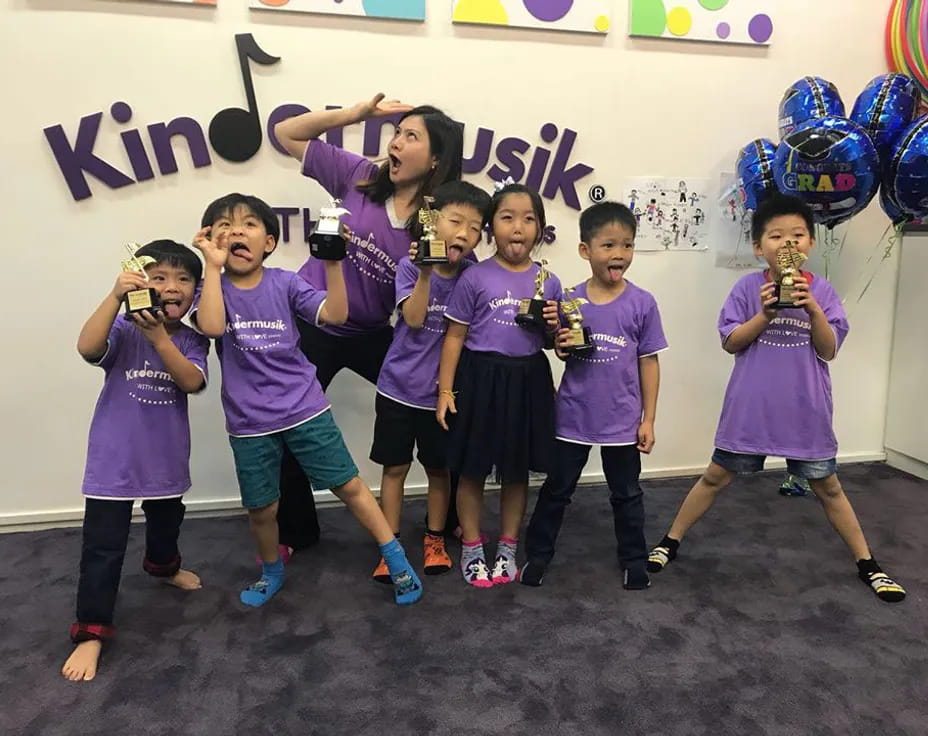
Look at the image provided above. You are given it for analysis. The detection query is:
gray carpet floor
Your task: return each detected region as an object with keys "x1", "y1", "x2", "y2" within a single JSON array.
[{"x1": 3, "y1": 462, "x2": 926, "y2": 736}]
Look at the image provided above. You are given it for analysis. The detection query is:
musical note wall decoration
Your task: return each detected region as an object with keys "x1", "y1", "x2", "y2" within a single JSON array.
[{"x1": 207, "y1": 34, "x2": 280, "y2": 162}]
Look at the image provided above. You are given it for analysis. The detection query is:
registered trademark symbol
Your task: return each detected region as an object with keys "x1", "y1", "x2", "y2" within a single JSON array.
[{"x1": 589, "y1": 184, "x2": 606, "y2": 203}]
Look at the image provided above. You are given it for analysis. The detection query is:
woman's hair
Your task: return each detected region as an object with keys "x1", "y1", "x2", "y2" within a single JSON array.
[
  {"x1": 485, "y1": 182, "x2": 547, "y2": 246},
  {"x1": 356, "y1": 106, "x2": 463, "y2": 217}
]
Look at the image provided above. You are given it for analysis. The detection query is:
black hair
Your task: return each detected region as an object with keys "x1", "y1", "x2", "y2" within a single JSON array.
[
  {"x1": 200, "y1": 193, "x2": 280, "y2": 260},
  {"x1": 579, "y1": 201, "x2": 637, "y2": 243},
  {"x1": 751, "y1": 192, "x2": 815, "y2": 242},
  {"x1": 135, "y1": 240, "x2": 203, "y2": 284},
  {"x1": 410, "y1": 181, "x2": 491, "y2": 241},
  {"x1": 357, "y1": 105, "x2": 464, "y2": 212},
  {"x1": 485, "y1": 182, "x2": 546, "y2": 246}
]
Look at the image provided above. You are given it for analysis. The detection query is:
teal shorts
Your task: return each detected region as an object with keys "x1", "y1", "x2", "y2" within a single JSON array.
[{"x1": 228, "y1": 410, "x2": 359, "y2": 509}]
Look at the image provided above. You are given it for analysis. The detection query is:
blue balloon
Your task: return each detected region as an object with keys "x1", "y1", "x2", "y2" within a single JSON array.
[
  {"x1": 736, "y1": 138, "x2": 779, "y2": 212},
  {"x1": 774, "y1": 116, "x2": 880, "y2": 228},
  {"x1": 879, "y1": 185, "x2": 911, "y2": 226},
  {"x1": 778, "y1": 76, "x2": 845, "y2": 140},
  {"x1": 885, "y1": 115, "x2": 928, "y2": 220},
  {"x1": 850, "y1": 74, "x2": 920, "y2": 166}
]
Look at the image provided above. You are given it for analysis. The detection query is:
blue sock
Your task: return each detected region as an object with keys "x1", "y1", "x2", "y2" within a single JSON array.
[
  {"x1": 240, "y1": 558, "x2": 285, "y2": 608},
  {"x1": 379, "y1": 538, "x2": 422, "y2": 606}
]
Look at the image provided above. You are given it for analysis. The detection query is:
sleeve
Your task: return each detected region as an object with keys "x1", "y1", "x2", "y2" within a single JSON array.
[
  {"x1": 637, "y1": 294, "x2": 669, "y2": 357},
  {"x1": 179, "y1": 329, "x2": 211, "y2": 393},
  {"x1": 717, "y1": 278, "x2": 752, "y2": 344},
  {"x1": 288, "y1": 271, "x2": 327, "y2": 327},
  {"x1": 188, "y1": 282, "x2": 204, "y2": 333},
  {"x1": 444, "y1": 270, "x2": 477, "y2": 325},
  {"x1": 301, "y1": 139, "x2": 379, "y2": 201},
  {"x1": 544, "y1": 271, "x2": 564, "y2": 303},
  {"x1": 817, "y1": 278, "x2": 850, "y2": 359},
  {"x1": 90, "y1": 318, "x2": 130, "y2": 370},
  {"x1": 395, "y1": 257, "x2": 420, "y2": 309}
]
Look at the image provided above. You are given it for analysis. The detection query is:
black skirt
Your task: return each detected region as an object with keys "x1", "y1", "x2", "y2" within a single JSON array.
[{"x1": 447, "y1": 349, "x2": 556, "y2": 484}]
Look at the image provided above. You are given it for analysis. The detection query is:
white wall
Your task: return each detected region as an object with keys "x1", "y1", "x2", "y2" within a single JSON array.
[{"x1": 1, "y1": 0, "x2": 897, "y2": 526}]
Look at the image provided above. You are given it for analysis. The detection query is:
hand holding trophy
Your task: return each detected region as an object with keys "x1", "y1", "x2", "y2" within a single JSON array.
[
  {"x1": 560, "y1": 287, "x2": 594, "y2": 356},
  {"x1": 413, "y1": 196, "x2": 449, "y2": 266},
  {"x1": 309, "y1": 198, "x2": 350, "y2": 260},
  {"x1": 515, "y1": 260, "x2": 550, "y2": 329},
  {"x1": 120, "y1": 243, "x2": 162, "y2": 317},
  {"x1": 772, "y1": 240, "x2": 808, "y2": 309}
]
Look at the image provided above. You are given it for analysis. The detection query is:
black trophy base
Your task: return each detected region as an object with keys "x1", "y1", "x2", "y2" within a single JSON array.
[
  {"x1": 414, "y1": 237, "x2": 448, "y2": 265},
  {"x1": 563, "y1": 326, "x2": 595, "y2": 357},
  {"x1": 124, "y1": 287, "x2": 162, "y2": 316},
  {"x1": 515, "y1": 298, "x2": 547, "y2": 329},
  {"x1": 309, "y1": 232, "x2": 346, "y2": 261},
  {"x1": 772, "y1": 283, "x2": 797, "y2": 310}
]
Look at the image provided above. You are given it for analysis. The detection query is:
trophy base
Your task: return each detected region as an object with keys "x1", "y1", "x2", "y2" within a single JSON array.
[
  {"x1": 772, "y1": 283, "x2": 797, "y2": 310},
  {"x1": 124, "y1": 287, "x2": 162, "y2": 316},
  {"x1": 309, "y1": 232, "x2": 347, "y2": 261},
  {"x1": 515, "y1": 298, "x2": 547, "y2": 329},
  {"x1": 414, "y1": 237, "x2": 449, "y2": 265},
  {"x1": 563, "y1": 326, "x2": 594, "y2": 357}
]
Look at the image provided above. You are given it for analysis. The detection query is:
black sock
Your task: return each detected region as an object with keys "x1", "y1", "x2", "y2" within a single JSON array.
[
  {"x1": 856, "y1": 557, "x2": 879, "y2": 576},
  {"x1": 857, "y1": 557, "x2": 906, "y2": 603},
  {"x1": 660, "y1": 535, "x2": 680, "y2": 554},
  {"x1": 426, "y1": 529, "x2": 444, "y2": 539}
]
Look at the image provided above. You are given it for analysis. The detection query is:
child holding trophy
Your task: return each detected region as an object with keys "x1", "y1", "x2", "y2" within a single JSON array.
[
  {"x1": 522, "y1": 202, "x2": 667, "y2": 590},
  {"x1": 647, "y1": 193, "x2": 906, "y2": 603},
  {"x1": 369, "y1": 181, "x2": 491, "y2": 582},
  {"x1": 437, "y1": 182, "x2": 562, "y2": 587},
  {"x1": 63, "y1": 241, "x2": 209, "y2": 682},
  {"x1": 191, "y1": 193, "x2": 422, "y2": 609}
]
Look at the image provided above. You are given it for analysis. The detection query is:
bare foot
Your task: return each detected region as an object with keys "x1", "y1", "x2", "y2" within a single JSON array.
[
  {"x1": 62, "y1": 640, "x2": 102, "y2": 681},
  {"x1": 165, "y1": 568, "x2": 202, "y2": 590}
]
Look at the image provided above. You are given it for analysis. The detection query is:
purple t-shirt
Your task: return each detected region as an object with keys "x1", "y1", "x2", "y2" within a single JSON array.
[
  {"x1": 81, "y1": 319, "x2": 209, "y2": 500},
  {"x1": 445, "y1": 258, "x2": 564, "y2": 357},
  {"x1": 298, "y1": 141, "x2": 410, "y2": 336},
  {"x1": 192, "y1": 268, "x2": 329, "y2": 437},
  {"x1": 556, "y1": 281, "x2": 668, "y2": 445},
  {"x1": 714, "y1": 270, "x2": 849, "y2": 460},
  {"x1": 377, "y1": 258, "x2": 471, "y2": 410}
]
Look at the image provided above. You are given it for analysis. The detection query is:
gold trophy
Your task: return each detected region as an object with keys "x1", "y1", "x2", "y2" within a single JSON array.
[
  {"x1": 309, "y1": 198, "x2": 350, "y2": 260},
  {"x1": 560, "y1": 287, "x2": 594, "y2": 356},
  {"x1": 516, "y1": 259, "x2": 550, "y2": 329},
  {"x1": 121, "y1": 243, "x2": 162, "y2": 316},
  {"x1": 413, "y1": 196, "x2": 449, "y2": 265},
  {"x1": 773, "y1": 240, "x2": 808, "y2": 309}
]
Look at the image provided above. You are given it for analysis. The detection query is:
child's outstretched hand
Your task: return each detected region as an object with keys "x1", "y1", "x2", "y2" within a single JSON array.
[
  {"x1": 111, "y1": 271, "x2": 149, "y2": 302},
  {"x1": 542, "y1": 300, "x2": 560, "y2": 331},
  {"x1": 759, "y1": 281, "x2": 777, "y2": 319},
  {"x1": 554, "y1": 327, "x2": 572, "y2": 359},
  {"x1": 436, "y1": 391, "x2": 456, "y2": 431},
  {"x1": 409, "y1": 241, "x2": 431, "y2": 271},
  {"x1": 789, "y1": 276, "x2": 821, "y2": 316},
  {"x1": 192, "y1": 226, "x2": 229, "y2": 269},
  {"x1": 637, "y1": 421, "x2": 655, "y2": 454},
  {"x1": 131, "y1": 309, "x2": 170, "y2": 346}
]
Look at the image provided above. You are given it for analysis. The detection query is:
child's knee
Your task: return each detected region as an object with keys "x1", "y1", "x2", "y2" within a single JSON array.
[
  {"x1": 382, "y1": 464, "x2": 411, "y2": 481},
  {"x1": 247, "y1": 501, "x2": 278, "y2": 524},
  {"x1": 702, "y1": 463, "x2": 733, "y2": 490},
  {"x1": 332, "y1": 476, "x2": 367, "y2": 501},
  {"x1": 809, "y1": 474, "x2": 842, "y2": 501}
]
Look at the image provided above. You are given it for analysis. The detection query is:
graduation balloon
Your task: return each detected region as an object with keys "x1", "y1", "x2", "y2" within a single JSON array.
[
  {"x1": 774, "y1": 116, "x2": 880, "y2": 228},
  {"x1": 850, "y1": 74, "x2": 920, "y2": 164},
  {"x1": 736, "y1": 138, "x2": 779, "y2": 212},
  {"x1": 778, "y1": 76, "x2": 845, "y2": 140},
  {"x1": 885, "y1": 115, "x2": 928, "y2": 220},
  {"x1": 879, "y1": 185, "x2": 910, "y2": 226}
]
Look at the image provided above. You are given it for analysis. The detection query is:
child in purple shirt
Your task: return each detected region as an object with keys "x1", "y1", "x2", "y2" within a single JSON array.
[
  {"x1": 191, "y1": 193, "x2": 421, "y2": 609},
  {"x1": 522, "y1": 202, "x2": 667, "y2": 590},
  {"x1": 647, "y1": 193, "x2": 905, "y2": 603},
  {"x1": 370, "y1": 181, "x2": 491, "y2": 582},
  {"x1": 62, "y1": 241, "x2": 209, "y2": 683}
]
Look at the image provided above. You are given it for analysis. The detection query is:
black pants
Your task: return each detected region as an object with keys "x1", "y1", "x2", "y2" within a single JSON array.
[
  {"x1": 278, "y1": 322, "x2": 460, "y2": 547},
  {"x1": 525, "y1": 441, "x2": 646, "y2": 572},
  {"x1": 71, "y1": 497, "x2": 185, "y2": 642}
]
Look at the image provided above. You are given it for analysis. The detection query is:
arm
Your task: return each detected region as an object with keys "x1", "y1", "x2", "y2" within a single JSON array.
[
  {"x1": 637, "y1": 354, "x2": 660, "y2": 453},
  {"x1": 131, "y1": 312, "x2": 205, "y2": 393},
  {"x1": 77, "y1": 271, "x2": 149, "y2": 361},
  {"x1": 792, "y1": 276, "x2": 837, "y2": 360},
  {"x1": 402, "y1": 269, "x2": 432, "y2": 329},
  {"x1": 723, "y1": 281, "x2": 777, "y2": 354},
  {"x1": 274, "y1": 94, "x2": 413, "y2": 162},
  {"x1": 318, "y1": 261, "x2": 348, "y2": 326},
  {"x1": 436, "y1": 322, "x2": 468, "y2": 430},
  {"x1": 191, "y1": 227, "x2": 228, "y2": 338}
]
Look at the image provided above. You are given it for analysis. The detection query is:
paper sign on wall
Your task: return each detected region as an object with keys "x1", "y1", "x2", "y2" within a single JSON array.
[{"x1": 623, "y1": 178, "x2": 710, "y2": 252}]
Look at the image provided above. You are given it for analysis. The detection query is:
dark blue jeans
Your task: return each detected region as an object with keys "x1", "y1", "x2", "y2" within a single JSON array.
[
  {"x1": 72, "y1": 497, "x2": 184, "y2": 642},
  {"x1": 525, "y1": 441, "x2": 647, "y2": 572}
]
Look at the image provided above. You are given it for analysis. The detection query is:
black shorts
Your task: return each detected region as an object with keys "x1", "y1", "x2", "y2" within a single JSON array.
[{"x1": 370, "y1": 393, "x2": 448, "y2": 469}]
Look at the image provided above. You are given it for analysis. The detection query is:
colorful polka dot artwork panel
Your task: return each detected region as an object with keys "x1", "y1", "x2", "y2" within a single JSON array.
[
  {"x1": 452, "y1": 0, "x2": 612, "y2": 35},
  {"x1": 250, "y1": 0, "x2": 426, "y2": 22},
  {"x1": 629, "y1": 0, "x2": 774, "y2": 46},
  {"x1": 114, "y1": 0, "x2": 216, "y2": 5}
]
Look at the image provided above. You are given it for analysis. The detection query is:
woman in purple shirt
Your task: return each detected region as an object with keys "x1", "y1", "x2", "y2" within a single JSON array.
[{"x1": 273, "y1": 94, "x2": 463, "y2": 551}]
